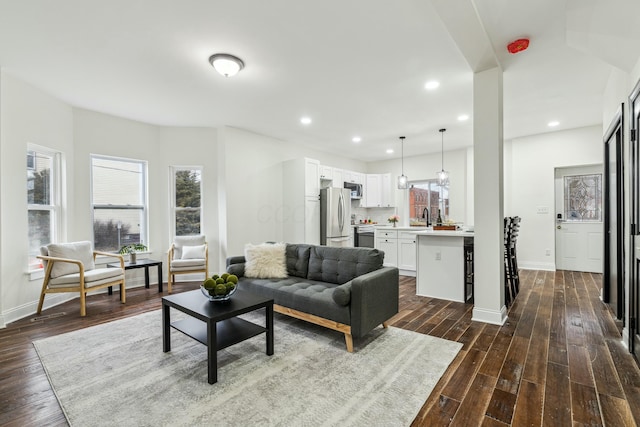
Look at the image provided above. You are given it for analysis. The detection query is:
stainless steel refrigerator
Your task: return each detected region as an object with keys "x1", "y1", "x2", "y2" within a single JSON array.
[{"x1": 320, "y1": 187, "x2": 352, "y2": 247}]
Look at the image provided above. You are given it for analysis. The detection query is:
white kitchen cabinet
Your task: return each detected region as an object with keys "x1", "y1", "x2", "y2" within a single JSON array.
[
  {"x1": 319, "y1": 165, "x2": 333, "y2": 181},
  {"x1": 283, "y1": 158, "x2": 321, "y2": 244},
  {"x1": 398, "y1": 231, "x2": 417, "y2": 271},
  {"x1": 332, "y1": 168, "x2": 344, "y2": 188},
  {"x1": 305, "y1": 197, "x2": 320, "y2": 245},
  {"x1": 376, "y1": 238, "x2": 397, "y2": 267},
  {"x1": 305, "y1": 158, "x2": 320, "y2": 197},
  {"x1": 375, "y1": 229, "x2": 398, "y2": 267},
  {"x1": 380, "y1": 173, "x2": 394, "y2": 207},
  {"x1": 364, "y1": 173, "x2": 394, "y2": 207},
  {"x1": 365, "y1": 174, "x2": 381, "y2": 207}
]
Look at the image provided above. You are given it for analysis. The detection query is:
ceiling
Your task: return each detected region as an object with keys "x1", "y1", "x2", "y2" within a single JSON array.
[{"x1": 0, "y1": 0, "x2": 636, "y2": 162}]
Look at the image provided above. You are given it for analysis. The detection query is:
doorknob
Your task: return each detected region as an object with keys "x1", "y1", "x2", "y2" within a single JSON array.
[{"x1": 557, "y1": 225, "x2": 561, "y2": 229}]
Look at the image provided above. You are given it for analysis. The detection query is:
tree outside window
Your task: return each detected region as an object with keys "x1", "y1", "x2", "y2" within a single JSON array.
[{"x1": 173, "y1": 168, "x2": 202, "y2": 236}]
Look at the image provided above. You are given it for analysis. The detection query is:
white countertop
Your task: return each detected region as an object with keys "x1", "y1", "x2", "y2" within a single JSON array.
[
  {"x1": 374, "y1": 226, "x2": 430, "y2": 231},
  {"x1": 415, "y1": 230, "x2": 474, "y2": 237}
]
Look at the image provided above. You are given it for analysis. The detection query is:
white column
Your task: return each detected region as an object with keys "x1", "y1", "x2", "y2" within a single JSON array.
[{"x1": 472, "y1": 67, "x2": 507, "y2": 325}]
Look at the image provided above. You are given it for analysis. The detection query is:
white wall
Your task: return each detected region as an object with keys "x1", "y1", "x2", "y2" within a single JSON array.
[
  {"x1": 0, "y1": 72, "x2": 74, "y2": 324},
  {"x1": 505, "y1": 126, "x2": 603, "y2": 271},
  {"x1": 221, "y1": 126, "x2": 366, "y2": 260}
]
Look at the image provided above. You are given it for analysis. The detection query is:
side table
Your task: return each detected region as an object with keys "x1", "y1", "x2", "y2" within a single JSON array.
[{"x1": 107, "y1": 258, "x2": 164, "y2": 293}]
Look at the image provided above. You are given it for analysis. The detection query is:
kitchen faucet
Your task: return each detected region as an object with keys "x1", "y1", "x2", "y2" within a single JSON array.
[{"x1": 422, "y1": 207, "x2": 430, "y2": 226}]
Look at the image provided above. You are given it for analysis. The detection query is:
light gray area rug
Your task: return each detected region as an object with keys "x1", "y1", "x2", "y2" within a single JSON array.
[{"x1": 34, "y1": 309, "x2": 462, "y2": 426}]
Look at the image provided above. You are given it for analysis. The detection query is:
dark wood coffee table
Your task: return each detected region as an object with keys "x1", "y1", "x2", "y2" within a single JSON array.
[{"x1": 162, "y1": 289, "x2": 274, "y2": 384}]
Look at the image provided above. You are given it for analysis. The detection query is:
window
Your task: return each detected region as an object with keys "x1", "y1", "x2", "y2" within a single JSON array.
[
  {"x1": 27, "y1": 146, "x2": 60, "y2": 270},
  {"x1": 564, "y1": 173, "x2": 602, "y2": 221},
  {"x1": 409, "y1": 180, "x2": 449, "y2": 224},
  {"x1": 171, "y1": 167, "x2": 202, "y2": 236},
  {"x1": 91, "y1": 155, "x2": 148, "y2": 252}
]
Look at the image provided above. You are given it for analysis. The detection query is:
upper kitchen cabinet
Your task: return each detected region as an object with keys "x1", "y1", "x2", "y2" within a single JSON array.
[
  {"x1": 305, "y1": 158, "x2": 320, "y2": 197},
  {"x1": 332, "y1": 168, "x2": 344, "y2": 188},
  {"x1": 344, "y1": 170, "x2": 364, "y2": 185},
  {"x1": 319, "y1": 165, "x2": 333, "y2": 182},
  {"x1": 364, "y1": 173, "x2": 394, "y2": 208}
]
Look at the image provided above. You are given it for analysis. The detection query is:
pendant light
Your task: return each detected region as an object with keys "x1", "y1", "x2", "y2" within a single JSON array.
[
  {"x1": 436, "y1": 128, "x2": 449, "y2": 186},
  {"x1": 397, "y1": 136, "x2": 408, "y2": 189}
]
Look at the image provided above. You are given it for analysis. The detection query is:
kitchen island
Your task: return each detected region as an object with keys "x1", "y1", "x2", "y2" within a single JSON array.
[
  {"x1": 374, "y1": 226, "x2": 429, "y2": 276},
  {"x1": 415, "y1": 230, "x2": 474, "y2": 303}
]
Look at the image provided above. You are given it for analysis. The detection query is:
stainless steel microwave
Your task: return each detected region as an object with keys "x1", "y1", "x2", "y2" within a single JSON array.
[{"x1": 344, "y1": 182, "x2": 363, "y2": 199}]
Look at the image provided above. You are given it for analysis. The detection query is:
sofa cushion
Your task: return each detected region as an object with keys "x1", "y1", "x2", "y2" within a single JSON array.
[
  {"x1": 245, "y1": 243, "x2": 287, "y2": 279},
  {"x1": 47, "y1": 241, "x2": 95, "y2": 279},
  {"x1": 238, "y1": 277, "x2": 350, "y2": 325},
  {"x1": 332, "y1": 281, "x2": 352, "y2": 306},
  {"x1": 285, "y1": 244, "x2": 312, "y2": 278},
  {"x1": 307, "y1": 246, "x2": 384, "y2": 285}
]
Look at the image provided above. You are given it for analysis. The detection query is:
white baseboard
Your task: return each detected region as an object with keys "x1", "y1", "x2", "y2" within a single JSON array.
[
  {"x1": 622, "y1": 327, "x2": 630, "y2": 350},
  {"x1": 518, "y1": 261, "x2": 556, "y2": 271},
  {"x1": 399, "y1": 269, "x2": 416, "y2": 277},
  {"x1": 472, "y1": 305, "x2": 508, "y2": 325},
  {"x1": 0, "y1": 278, "x2": 156, "y2": 328}
]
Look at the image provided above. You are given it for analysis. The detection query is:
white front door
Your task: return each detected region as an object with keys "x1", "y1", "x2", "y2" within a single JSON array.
[{"x1": 554, "y1": 165, "x2": 604, "y2": 273}]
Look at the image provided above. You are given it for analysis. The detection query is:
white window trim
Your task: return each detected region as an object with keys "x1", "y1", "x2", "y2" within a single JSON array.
[
  {"x1": 27, "y1": 143, "x2": 64, "y2": 275},
  {"x1": 90, "y1": 154, "x2": 149, "y2": 252},
  {"x1": 169, "y1": 165, "x2": 203, "y2": 238}
]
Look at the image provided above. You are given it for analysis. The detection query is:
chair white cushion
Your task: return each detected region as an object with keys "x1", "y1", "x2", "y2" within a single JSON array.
[
  {"x1": 173, "y1": 235, "x2": 206, "y2": 259},
  {"x1": 181, "y1": 244, "x2": 206, "y2": 260},
  {"x1": 49, "y1": 267, "x2": 124, "y2": 287},
  {"x1": 171, "y1": 259, "x2": 206, "y2": 269},
  {"x1": 244, "y1": 243, "x2": 287, "y2": 279},
  {"x1": 47, "y1": 241, "x2": 95, "y2": 279}
]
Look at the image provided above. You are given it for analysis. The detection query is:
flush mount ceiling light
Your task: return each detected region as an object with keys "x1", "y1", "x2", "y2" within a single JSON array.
[
  {"x1": 352, "y1": 136, "x2": 361, "y2": 143},
  {"x1": 436, "y1": 128, "x2": 449, "y2": 187},
  {"x1": 397, "y1": 136, "x2": 408, "y2": 189},
  {"x1": 548, "y1": 120, "x2": 560, "y2": 127},
  {"x1": 300, "y1": 116, "x2": 312, "y2": 125},
  {"x1": 457, "y1": 114, "x2": 469, "y2": 121},
  {"x1": 208, "y1": 53, "x2": 244, "y2": 77}
]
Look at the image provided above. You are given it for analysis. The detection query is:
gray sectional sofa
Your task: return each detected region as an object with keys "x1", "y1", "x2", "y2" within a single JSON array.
[{"x1": 226, "y1": 244, "x2": 399, "y2": 352}]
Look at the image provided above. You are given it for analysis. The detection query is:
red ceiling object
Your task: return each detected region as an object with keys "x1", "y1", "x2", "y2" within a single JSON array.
[{"x1": 507, "y1": 38, "x2": 530, "y2": 54}]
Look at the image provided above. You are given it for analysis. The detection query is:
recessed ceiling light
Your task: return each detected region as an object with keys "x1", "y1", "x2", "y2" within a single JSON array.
[
  {"x1": 300, "y1": 117, "x2": 312, "y2": 125},
  {"x1": 352, "y1": 136, "x2": 361, "y2": 143},
  {"x1": 424, "y1": 81, "x2": 440, "y2": 90},
  {"x1": 548, "y1": 120, "x2": 559, "y2": 127},
  {"x1": 386, "y1": 149, "x2": 394, "y2": 154},
  {"x1": 458, "y1": 114, "x2": 469, "y2": 121}
]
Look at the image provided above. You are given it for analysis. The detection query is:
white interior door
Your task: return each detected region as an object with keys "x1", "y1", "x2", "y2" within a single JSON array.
[{"x1": 555, "y1": 165, "x2": 603, "y2": 273}]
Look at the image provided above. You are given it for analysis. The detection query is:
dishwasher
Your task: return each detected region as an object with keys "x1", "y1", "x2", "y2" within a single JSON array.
[{"x1": 356, "y1": 225, "x2": 375, "y2": 248}]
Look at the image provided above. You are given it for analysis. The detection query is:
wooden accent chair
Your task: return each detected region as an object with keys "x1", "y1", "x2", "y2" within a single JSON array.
[
  {"x1": 167, "y1": 235, "x2": 209, "y2": 293},
  {"x1": 37, "y1": 241, "x2": 126, "y2": 317}
]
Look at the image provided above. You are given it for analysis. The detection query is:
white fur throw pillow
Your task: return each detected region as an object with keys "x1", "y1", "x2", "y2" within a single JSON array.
[
  {"x1": 244, "y1": 243, "x2": 287, "y2": 279},
  {"x1": 181, "y1": 244, "x2": 206, "y2": 260}
]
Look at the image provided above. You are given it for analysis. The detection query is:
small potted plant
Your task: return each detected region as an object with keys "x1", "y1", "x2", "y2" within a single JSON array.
[
  {"x1": 119, "y1": 243, "x2": 148, "y2": 264},
  {"x1": 388, "y1": 214, "x2": 400, "y2": 227}
]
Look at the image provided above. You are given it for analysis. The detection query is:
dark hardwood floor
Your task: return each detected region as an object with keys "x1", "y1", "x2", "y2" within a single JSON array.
[{"x1": 1, "y1": 270, "x2": 639, "y2": 426}]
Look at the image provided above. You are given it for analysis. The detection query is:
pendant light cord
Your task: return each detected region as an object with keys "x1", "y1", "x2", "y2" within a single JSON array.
[
  {"x1": 439, "y1": 128, "x2": 446, "y2": 170},
  {"x1": 400, "y1": 136, "x2": 405, "y2": 175}
]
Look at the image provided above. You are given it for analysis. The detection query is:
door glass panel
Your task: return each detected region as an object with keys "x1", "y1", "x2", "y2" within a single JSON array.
[{"x1": 563, "y1": 174, "x2": 602, "y2": 221}]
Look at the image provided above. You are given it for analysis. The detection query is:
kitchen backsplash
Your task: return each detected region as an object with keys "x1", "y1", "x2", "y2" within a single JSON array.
[{"x1": 351, "y1": 206, "x2": 396, "y2": 224}]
